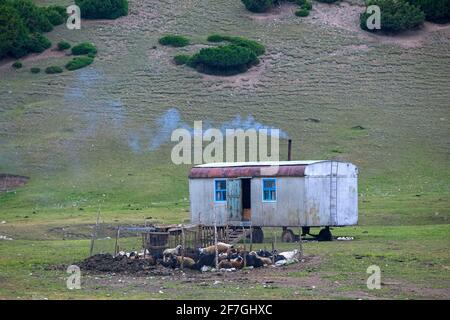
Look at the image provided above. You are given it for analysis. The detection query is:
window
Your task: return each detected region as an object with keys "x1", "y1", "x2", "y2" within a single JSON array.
[
  {"x1": 262, "y1": 178, "x2": 277, "y2": 202},
  {"x1": 214, "y1": 179, "x2": 227, "y2": 202}
]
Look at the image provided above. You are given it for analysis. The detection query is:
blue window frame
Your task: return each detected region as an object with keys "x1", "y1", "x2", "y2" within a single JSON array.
[
  {"x1": 214, "y1": 179, "x2": 227, "y2": 202},
  {"x1": 262, "y1": 178, "x2": 277, "y2": 202}
]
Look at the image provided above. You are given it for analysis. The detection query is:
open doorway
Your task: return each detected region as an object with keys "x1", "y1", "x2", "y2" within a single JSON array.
[{"x1": 241, "y1": 178, "x2": 251, "y2": 221}]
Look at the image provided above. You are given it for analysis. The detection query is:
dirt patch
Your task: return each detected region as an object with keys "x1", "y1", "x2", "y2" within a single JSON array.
[
  {"x1": 0, "y1": 174, "x2": 29, "y2": 192},
  {"x1": 246, "y1": 2, "x2": 298, "y2": 22},
  {"x1": 77, "y1": 254, "x2": 168, "y2": 275},
  {"x1": 201, "y1": 53, "x2": 279, "y2": 90},
  {"x1": 0, "y1": 49, "x2": 68, "y2": 69}
]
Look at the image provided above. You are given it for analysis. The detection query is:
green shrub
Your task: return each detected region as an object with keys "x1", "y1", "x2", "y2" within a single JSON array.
[
  {"x1": 296, "y1": 0, "x2": 307, "y2": 5},
  {"x1": 75, "y1": 0, "x2": 128, "y2": 19},
  {"x1": 71, "y1": 42, "x2": 97, "y2": 55},
  {"x1": 189, "y1": 44, "x2": 258, "y2": 71},
  {"x1": 65, "y1": 56, "x2": 94, "y2": 71},
  {"x1": 295, "y1": 8, "x2": 310, "y2": 16},
  {"x1": 158, "y1": 35, "x2": 190, "y2": 47},
  {"x1": 44, "y1": 7, "x2": 65, "y2": 26},
  {"x1": 27, "y1": 32, "x2": 52, "y2": 53},
  {"x1": 45, "y1": 65, "x2": 63, "y2": 74},
  {"x1": 0, "y1": 4, "x2": 31, "y2": 58},
  {"x1": 8, "y1": 0, "x2": 53, "y2": 33},
  {"x1": 30, "y1": 67, "x2": 40, "y2": 73},
  {"x1": 316, "y1": 0, "x2": 338, "y2": 3},
  {"x1": 174, "y1": 54, "x2": 191, "y2": 65},
  {"x1": 57, "y1": 41, "x2": 71, "y2": 51},
  {"x1": 206, "y1": 35, "x2": 265, "y2": 56},
  {"x1": 47, "y1": 5, "x2": 68, "y2": 19},
  {"x1": 302, "y1": 0, "x2": 312, "y2": 10},
  {"x1": 0, "y1": 1, "x2": 64, "y2": 60},
  {"x1": 360, "y1": 0, "x2": 425, "y2": 33},
  {"x1": 406, "y1": 0, "x2": 450, "y2": 23},
  {"x1": 241, "y1": 0, "x2": 274, "y2": 13},
  {"x1": 12, "y1": 61, "x2": 22, "y2": 69}
]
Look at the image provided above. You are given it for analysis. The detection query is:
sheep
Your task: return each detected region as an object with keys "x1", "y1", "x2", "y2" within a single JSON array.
[
  {"x1": 252, "y1": 252, "x2": 273, "y2": 265},
  {"x1": 175, "y1": 256, "x2": 196, "y2": 269},
  {"x1": 199, "y1": 243, "x2": 233, "y2": 255},
  {"x1": 218, "y1": 256, "x2": 244, "y2": 270},
  {"x1": 193, "y1": 253, "x2": 216, "y2": 270},
  {"x1": 244, "y1": 252, "x2": 264, "y2": 268},
  {"x1": 163, "y1": 245, "x2": 182, "y2": 261},
  {"x1": 279, "y1": 249, "x2": 298, "y2": 260}
]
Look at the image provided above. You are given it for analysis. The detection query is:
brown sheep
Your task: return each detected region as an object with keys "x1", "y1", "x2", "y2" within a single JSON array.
[
  {"x1": 175, "y1": 256, "x2": 196, "y2": 269},
  {"x1": 200, "y1": 243, "x2": 233, "y2": 255}
]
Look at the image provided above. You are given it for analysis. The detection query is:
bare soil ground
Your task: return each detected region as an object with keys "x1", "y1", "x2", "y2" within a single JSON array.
[
  {"x1": 0, "y1": 49, "x2": 68, "y2": 70},
  {"x1": 310, "y1": 2, "x2": 450, "y2": 48}
]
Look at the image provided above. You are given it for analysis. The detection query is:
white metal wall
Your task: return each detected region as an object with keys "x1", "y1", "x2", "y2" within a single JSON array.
[{"x1": 189, "y1": 161, "x2": 358, "y2": 227}]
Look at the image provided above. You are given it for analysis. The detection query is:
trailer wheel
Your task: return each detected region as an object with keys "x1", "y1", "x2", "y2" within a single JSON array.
[
  {"x1": 281, "y1": 229, "x2": 295, "y2": 242},
  {"x1": 317, "y1": 227, "x2": 332, "y2": 241},
  {"x1": 252, "y1": 227, "x2": 264, "y2": 243}
]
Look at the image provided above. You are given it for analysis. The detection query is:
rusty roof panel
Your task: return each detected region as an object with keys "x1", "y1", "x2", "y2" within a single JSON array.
[{"x1": 189, "y1": 165, "x2": 306, "y2": 179}]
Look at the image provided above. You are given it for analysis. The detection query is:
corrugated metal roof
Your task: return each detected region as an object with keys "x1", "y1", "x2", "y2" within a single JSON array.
[
  {"x1": 189, "y1": 163, "x2": 310, "y2": 179},
  {"x1": 194, "y1": 160, "x2": 325, "y2": 168}
]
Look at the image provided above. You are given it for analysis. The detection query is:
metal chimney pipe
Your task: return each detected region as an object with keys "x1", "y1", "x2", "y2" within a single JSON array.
[{"x1": 288, "y1": 139, "x2": 292, "y2": 161}]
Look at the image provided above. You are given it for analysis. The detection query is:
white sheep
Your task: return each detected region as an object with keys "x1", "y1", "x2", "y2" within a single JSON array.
[{"x1": 163, "y1": 245, "x2": 182, "y2": 261}]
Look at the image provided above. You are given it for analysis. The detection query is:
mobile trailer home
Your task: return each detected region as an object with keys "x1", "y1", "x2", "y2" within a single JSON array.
[{"x1": 189, "y1": 161, "x2": 358, "y2": 242}]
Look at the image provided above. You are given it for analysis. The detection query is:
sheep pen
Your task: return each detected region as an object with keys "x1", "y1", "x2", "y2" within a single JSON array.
[{"x1": 78, "y1": 223, "x2": 304, "y2": 276}]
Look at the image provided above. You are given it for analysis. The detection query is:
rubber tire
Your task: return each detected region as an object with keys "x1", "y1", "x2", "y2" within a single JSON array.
[
  {"x1": 252, "y1": 227, "x2": 264, "y2": 243},
  {"x1": 317, "y1": 227, "x2": 332, "y2": 241},
  {"x1": 281, "y1": 229, "x2": 295, "y2": 242}
]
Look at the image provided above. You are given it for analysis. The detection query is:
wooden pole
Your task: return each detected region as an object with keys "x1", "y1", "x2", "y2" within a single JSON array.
[
  {"x1": 272, "y1": 230, "x2": 275, "y2": 265},
  {"x1": 89, "y1": 207, "x2": 101, "y2": 256},
  {"x1": 249, "y1": 225, "x2": 253, "y2": 252},
  {"x1": 181, "y1": 227, "x2": 185, "y2": 271},
  {"x1": 298, "y1": 226, "x2": 303, "y2": 260},
  {"x1": 114, "y1": 226, "x2": 120, "y2": 256},
  {"x1": 213, "y1": 210, "x2": 218, "y2": 270}
]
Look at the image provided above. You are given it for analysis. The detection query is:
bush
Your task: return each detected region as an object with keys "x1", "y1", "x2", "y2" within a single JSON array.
[
  {"x1": 27, "y1": 32, "x2": 51, "y2": 53},
  {"x1": 75, "y1": 0, "x2": 128, "y2": 19},
  {"x1": 71, "y1": 42, "x2": 97, "y2": 55},
  {"x1": 302, "y1": 0, "x2": 313, "y2": 10},
  {"x1": 189, "y1": 45, "x2": 258, "y2": 70},
  {"x1": 65, "y1": 56, "x2": 94, "y2": 71},
  {"x1": 241, "y1": 0, "x2": 274, "y2": 13},
  {"x1": 45, "y1": 65, "x2": 63, "y2": 74},
  {"x1": 206, "y1": 35, "x2": 265, "y2": 56},
  {"x1": 316, "y1": 0, "x2": 338, "y2": 3},
  {"x1": 57, "y1": 41, "x2": 71, "y2": 51},
  {"x1": 12, "y1": 61, "x2": 22, "y2": 69},
  {"x1": 44, "y1": 7, "x2": 65, "y2": 26},
  {"x1": 30, "y1": 67, "x2": 40, "y2": 73},
  {"x1": 8, "y1": 0, "x2": 53, "y2": 33},
  {"x1": 158, "y1": 35, "x2": 190, "y2": 47},
  {"x1": 0, "y1": 4, "x2": 31, "y2": 58},
  {"x1": 360, "y1": 0, "x2": 425, "y2": 33},
  {"x1": 406, "y1": 0, "x2": 450, "y2": 23},
  {"x1": 47, "y1": 5, "x2": 68, "y2": 19},
  {"x1": 295, "y1": 8, "x2": 310, "y2": 16},
  {"x1": 0, "y1": 1, "x2": 62, "y2": 59},
  {"x1": 174, "y1": 54, "x2": 191, "y2": 65}
]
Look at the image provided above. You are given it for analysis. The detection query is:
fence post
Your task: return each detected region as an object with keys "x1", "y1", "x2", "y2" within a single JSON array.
[
  {"x1": 89, "y1": 207, "x2": 101, "y2": 257},
  {"x1": 213, "y1": 210, "x2": 218, "y2": 270},
  {"x1": 181, "y1": 227, "x2": 185, "y2": 271},
  {"x1": 114, "y1": 226, "x2": 120, "y2": 256}
]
